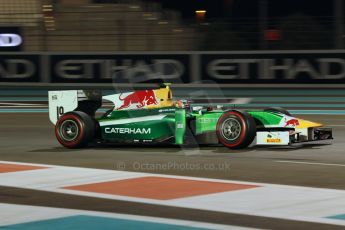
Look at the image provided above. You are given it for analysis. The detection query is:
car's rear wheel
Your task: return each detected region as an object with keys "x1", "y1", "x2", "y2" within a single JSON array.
[
  {"x1": 55, "y1": 111, "x2": 95, "y2": 148},
  {"x1": 216, "y1": 110, "x2": 256, "y2": 149}
]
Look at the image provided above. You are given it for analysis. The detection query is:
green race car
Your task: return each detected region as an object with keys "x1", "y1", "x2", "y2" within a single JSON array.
[{"x1": 49, "y1": 86, "x2": 333, "y2": 149}]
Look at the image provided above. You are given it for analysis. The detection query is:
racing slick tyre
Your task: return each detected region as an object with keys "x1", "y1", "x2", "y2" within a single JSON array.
[
  {"x1": 55, "y1": 111, "x2": 96, "y2": 148},
  {"x1": 216, "y1": 110, "x2": 256, "y2": 149},
  {"x1": 264, "y1": 107, "x2": 291, "y2": 116}
]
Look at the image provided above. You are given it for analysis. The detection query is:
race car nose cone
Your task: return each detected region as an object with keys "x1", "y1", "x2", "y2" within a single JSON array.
[{"x1": 296, "y1": 119, "x2": 322, "y2": 129}]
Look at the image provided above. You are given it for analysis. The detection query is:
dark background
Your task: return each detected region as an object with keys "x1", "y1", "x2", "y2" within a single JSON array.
[
  {"x1": 0, "y1": 27, "x2": 22, "y2": 52},
  {"x1": 94, "y1": 0, "x2": 334, "y2": 19}
]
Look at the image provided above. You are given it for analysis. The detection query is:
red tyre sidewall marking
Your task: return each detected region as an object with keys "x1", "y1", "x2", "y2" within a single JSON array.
[
  {"x1": 216, "y1": 111, "x2": 247, "y2": 148},
  {"x1": 55, "y1": 114, "x2": 85, "y2": 148}
]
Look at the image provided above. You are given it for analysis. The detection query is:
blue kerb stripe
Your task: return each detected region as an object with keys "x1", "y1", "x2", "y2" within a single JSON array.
[
  {"x1": 0, "y1": 215, "x2": 212, "y2": 230},
  {"x1": 327, "y1": 214, "x2": 345, "y2": 220}
]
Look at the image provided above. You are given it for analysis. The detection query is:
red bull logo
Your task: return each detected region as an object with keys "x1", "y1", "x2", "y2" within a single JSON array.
[
  {"x1": 116, "y1": 90, "x2": 158, "y2": 110},
  {"x1": 285, "y1": 118, "x2": 299, "y2": 127}
]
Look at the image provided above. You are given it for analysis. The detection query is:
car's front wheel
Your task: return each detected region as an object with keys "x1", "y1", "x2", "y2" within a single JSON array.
[
  {"x1": 55, "y1": 111, "x2": 95, "y2": 148},
  {"x1": 216, "y1": 110, "x2": 256, "y2": 149}
]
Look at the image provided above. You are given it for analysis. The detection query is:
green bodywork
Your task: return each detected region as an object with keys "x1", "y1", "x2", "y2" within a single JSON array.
[{"x1": 97, "y1": 107, "x2": 286, "y2": 145}]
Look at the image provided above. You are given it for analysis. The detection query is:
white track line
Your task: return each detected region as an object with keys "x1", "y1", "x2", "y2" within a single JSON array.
[
  {"x1": 0, "y1": 102, "x2": 43, "y2": 106},
  {"x1": 276, "y1": 160, "x2": 345, "y2": 167},
  {"x1": 0, "y1": 106, "x2": 47, "y2": 108},
  {"x1": 1, "y1": 160, "x2": 345, "y2": 227},
  {"x1": 231, "y1": 98, "x2": 252, "y2": 104}
]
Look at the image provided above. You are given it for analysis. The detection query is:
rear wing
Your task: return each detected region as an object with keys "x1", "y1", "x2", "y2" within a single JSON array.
[{"x1": 48, "y1": 90, "x2": 101, "y2": 125}]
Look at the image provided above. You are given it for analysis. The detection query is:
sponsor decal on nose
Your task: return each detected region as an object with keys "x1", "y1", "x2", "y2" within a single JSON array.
[{"x1": 285, "y1": 118, "x2": 299, "y2": 127}]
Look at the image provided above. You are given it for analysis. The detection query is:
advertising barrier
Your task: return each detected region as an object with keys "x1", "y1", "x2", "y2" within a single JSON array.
[
  {"x1": 0, "y1": 54, "x2": 40, "y2": 82},
  {"x1": 1, "y1": 51, "x2": 345, "y2": 84},
  {"x1": 50, "y1": 54, "x2": 190, "y2": 83},
  {"x1": 201, "y1": 53, "x2": 345, "y2": 83}
]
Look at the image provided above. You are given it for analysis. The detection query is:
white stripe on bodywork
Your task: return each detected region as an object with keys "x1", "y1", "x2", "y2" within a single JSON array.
[{"x1": 99, "y1": 114, "x2": 167, "y2": 127}]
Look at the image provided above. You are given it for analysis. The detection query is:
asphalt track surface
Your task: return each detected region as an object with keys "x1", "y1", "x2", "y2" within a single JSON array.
[
  {"x1": 0, "y1": 113, "x2": 345, "y2": 229},
  {"x1": 1, "y1": 113, "x2": 344, "y2": 188}
]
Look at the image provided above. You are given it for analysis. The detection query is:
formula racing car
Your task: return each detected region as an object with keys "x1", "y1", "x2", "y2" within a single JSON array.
[{"x1": 49, "y1": 85, "x2": 333, "y2": 149}]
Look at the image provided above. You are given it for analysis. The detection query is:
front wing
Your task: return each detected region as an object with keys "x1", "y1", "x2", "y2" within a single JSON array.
[{"x1": 256, "y1": 127, "x2": 333, "y2": 146}]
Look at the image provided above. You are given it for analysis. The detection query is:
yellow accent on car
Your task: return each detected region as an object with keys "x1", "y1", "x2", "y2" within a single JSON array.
[
  {"x1": 266, "y1": 138, "x2": 282, "y2": 143},
  {"x1": 296, "y1": 119, "x2": 322, "y2": 128},
  {"x1": 146, "y1": 86, "x2": 175, "y2": 109}
]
